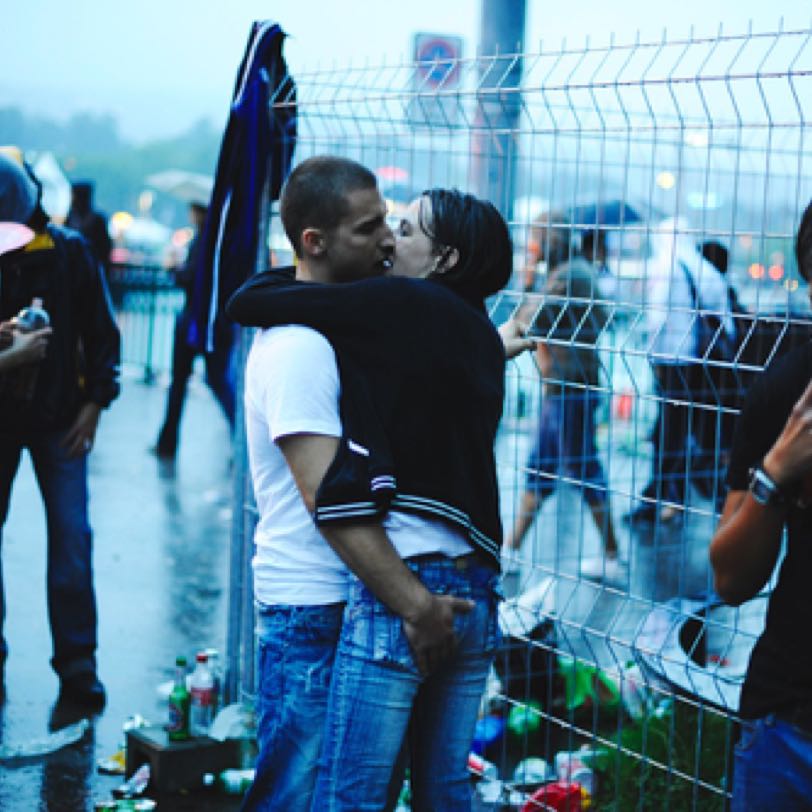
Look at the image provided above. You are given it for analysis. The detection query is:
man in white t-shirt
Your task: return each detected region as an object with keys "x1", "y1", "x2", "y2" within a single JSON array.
[{"x1": 240, "y1": 156, "x2": 474, "y2": 812}]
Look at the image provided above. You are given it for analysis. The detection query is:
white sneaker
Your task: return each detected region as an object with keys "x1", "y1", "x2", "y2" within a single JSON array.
[{"x1": 580, "y1": 555, "x2": 627, "y2": 585}]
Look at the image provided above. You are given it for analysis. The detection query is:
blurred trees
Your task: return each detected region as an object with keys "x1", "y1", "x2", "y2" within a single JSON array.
[{"x1": 0, "y1": 107, "x2": 220, "y2": 227}]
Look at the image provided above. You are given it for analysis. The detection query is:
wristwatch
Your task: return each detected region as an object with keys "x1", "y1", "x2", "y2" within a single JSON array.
[{"x1": 748, "y1": 465, "x2": 786, "y2": 507}]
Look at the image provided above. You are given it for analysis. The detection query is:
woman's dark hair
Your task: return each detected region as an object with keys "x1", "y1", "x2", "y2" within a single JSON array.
[
  {"x1": 418, "y1": 188, "x2": 512, "y2": 304},
  {"x1": 796, "y1": 199, "x2": 812, "y2": 282}
]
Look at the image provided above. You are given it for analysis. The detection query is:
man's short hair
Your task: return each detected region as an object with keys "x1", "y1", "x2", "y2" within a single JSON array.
[
  {"x1": 796, "y1": 199, "x2": 812, "y2": 282},
  {"x1": 280, "y1": 156, "x2": 378, "y2": 257}
]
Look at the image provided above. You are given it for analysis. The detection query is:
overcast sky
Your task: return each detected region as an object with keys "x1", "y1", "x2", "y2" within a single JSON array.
[{"x1": 2, "y1": 1, "x2": 808, "y2": 142}]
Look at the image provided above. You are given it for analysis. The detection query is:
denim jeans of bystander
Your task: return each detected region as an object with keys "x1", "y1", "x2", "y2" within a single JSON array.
[
  {"x1": 241, "y1": 602, "x2": 344, "y2": 812},
  {"x1": 732, "y1": 714, "x2": 812, "y2": 811},
  {"x1": 0, "y1": 429, "x2": 98, "y2": 680}
]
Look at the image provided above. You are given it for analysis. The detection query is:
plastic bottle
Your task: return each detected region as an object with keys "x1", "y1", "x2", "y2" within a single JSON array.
[
  {"x1": 204, "y1": 647, "x2": 222, "y2": 715},
  {"x1": 167, "y1": 655, "x2": 190, "y2": 741},
  {"x1": 12, "y1": 297, "x2": 50, "y2": 400},
  {"x1": 189, "y1": 651, "x2": 215, "y2": 736},
  {"x1": 14, "y1": 297, "x2": 50, "y2": 332},
  {"x1": 554, "y1": 750, "x2": 596, "y2": 796},
  {"x1": 113, "y1": 763, "x2": 151, "y2": 799}
]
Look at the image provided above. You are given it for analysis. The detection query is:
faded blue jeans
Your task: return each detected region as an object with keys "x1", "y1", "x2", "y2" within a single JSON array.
[
  {"x1": 732, "y1": 714, "x2": 812, "y2": 811},
  {"x1": 241, "y1": 602, "x2": 344, "y2": 812},
  {"x1": 0, "y1": 429, "x2": 98, "y2": 679},
  {"x1": 314, "y1": 555, "x2": 501, "y2": 811}
]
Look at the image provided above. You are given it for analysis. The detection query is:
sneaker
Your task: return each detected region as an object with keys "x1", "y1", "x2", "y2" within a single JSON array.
[
  {"x1": 58, "y1": 672, "x2": 106, "y2": 712},
  {"x1": 581, "y1": 555, "x2": 628, "y2": 585}
]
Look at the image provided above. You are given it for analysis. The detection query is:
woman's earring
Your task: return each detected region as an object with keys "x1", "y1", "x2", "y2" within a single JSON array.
[{"x1": 432, "y1": 248, "x2": 450, "y2": 275}]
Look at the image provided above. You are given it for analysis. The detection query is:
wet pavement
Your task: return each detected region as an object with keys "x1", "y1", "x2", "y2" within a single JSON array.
[{"x1": 0, "y1": 368, "x2": 240, "y2": 811}]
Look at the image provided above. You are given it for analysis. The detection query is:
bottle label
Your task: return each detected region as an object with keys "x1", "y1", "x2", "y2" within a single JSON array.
[
  {"x1": 167, "y1": 701, "x2": 187, "y2": 733},
  {"x1": 192, "y1": 687, "x2": 214, "y2": 706}
]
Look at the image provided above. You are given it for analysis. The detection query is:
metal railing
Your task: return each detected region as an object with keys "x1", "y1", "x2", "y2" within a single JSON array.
[
  {"x1": 108, "y1": 262, "x2": 183, "y2": 381},
  {"x1": 227, "y1": 24, "x2": 812, "y2": 809}
]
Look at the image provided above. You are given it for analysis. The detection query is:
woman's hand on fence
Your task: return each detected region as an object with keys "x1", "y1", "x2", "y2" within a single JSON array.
[{"x1": 500, "y1": 317, "x2": 535, "y2": 360}]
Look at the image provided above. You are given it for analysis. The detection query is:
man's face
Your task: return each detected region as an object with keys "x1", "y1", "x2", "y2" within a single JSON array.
[{"x1": 322, "y1": 187, "x2": 394, "y2": 283}]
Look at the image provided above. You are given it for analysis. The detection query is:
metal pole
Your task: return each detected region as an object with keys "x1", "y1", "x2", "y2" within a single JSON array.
[
  {"x1": 142, "y1": 264, "x2": 158, "y2": 384},
  {"x1": 224, "y1": 178, "x2": 269, "y2": 706},
  {"x1": 472, "y1": 0, "x2": 527, "y2": 222}
]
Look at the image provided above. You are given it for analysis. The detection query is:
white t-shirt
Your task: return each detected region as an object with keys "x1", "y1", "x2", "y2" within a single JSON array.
[
  {"x1": 245, "y1": 326, "x2": 346, "y2": 606},
  {"x1": 245, "y1": 325, "x2": 470, "y2": 608}
]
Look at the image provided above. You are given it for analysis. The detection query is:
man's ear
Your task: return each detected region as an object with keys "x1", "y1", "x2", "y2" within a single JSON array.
[{"x1": 301, "y1": 227, "x2": 326, "y2": 257}]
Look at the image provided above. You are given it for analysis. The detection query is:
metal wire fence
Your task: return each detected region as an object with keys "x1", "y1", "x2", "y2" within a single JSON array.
[{"x1": 227, "y1": 24, "x2": 812, "y2": 810}]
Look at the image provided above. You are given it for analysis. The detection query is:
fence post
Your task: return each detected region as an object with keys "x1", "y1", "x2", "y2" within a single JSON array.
[{"x1": 142, "y1": 264, "x2": 158, "y2": 385}]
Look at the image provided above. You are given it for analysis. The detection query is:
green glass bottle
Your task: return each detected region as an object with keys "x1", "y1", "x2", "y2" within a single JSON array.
[{"x1": 167, "y1": 655, "x2": 190, "y2": 741}]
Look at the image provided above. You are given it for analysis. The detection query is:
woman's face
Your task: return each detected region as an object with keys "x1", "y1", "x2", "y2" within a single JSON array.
[{"x1": 391, "y1": 196, "x2": 438, "y2": 279}]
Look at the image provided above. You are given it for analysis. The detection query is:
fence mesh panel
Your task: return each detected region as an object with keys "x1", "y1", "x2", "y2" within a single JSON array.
[{"x1": 228, "y1": 25, "x2": 812, "y2": 810}]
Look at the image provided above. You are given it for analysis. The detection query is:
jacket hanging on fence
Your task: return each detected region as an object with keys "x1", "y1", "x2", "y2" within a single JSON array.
[{"x1": 188, "y1": 20, "x2": 296, "y2": 351}]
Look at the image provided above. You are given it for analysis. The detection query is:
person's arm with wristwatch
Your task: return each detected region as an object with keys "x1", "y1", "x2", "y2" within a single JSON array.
[{"x1": 710, "y1": 378, "x2": 812, "y2": 606}]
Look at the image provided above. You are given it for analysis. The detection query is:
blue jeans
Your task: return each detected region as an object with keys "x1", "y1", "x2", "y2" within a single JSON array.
[
  {"x1": 241, "y1": 602, "x2": 344, "y2": 812},
  {"x1": 526, "y1": 389, "x2": 608, "y2": 507},
  {"x1": 732, "y1": 714, "x2": 812, "y2": 811},
  {"x1": 0, "y1": 429, "x2": 97, "y2": 678},
  {"x1": 315, "y1": 555, "x2": 501, "y2": 811}
]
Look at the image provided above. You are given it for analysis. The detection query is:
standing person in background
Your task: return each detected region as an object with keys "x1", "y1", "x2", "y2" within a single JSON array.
[
  {"x1": 505, "y1": 212, "x2": 623, "y2": 584},
  {"x1": 625, "y1": 218, "x2": 736, "y2": 527},
  {"x1": 0, "y1": 151, "x2": 120, "y2": 710},
  {"x1": 710, "y1": 199, "x2": 812, "y2": 810},
  {"x1": 696, "y1": 239, "x2": 743, "y2": 484},
  {"x1": 153, "y1": 202, "x2": 235, "y2": 463},
  {"x1": 66, "y1": 181, "x2": 112, "y2": 277}
]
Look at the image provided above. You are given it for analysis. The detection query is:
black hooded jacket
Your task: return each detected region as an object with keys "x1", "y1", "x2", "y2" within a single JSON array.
[
  {"x1": 227, "y1": 270, "x2": 505, "y2": 568},
  {"x1": 0, "y1": 224, "x2": 120, "y2": 433}
]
